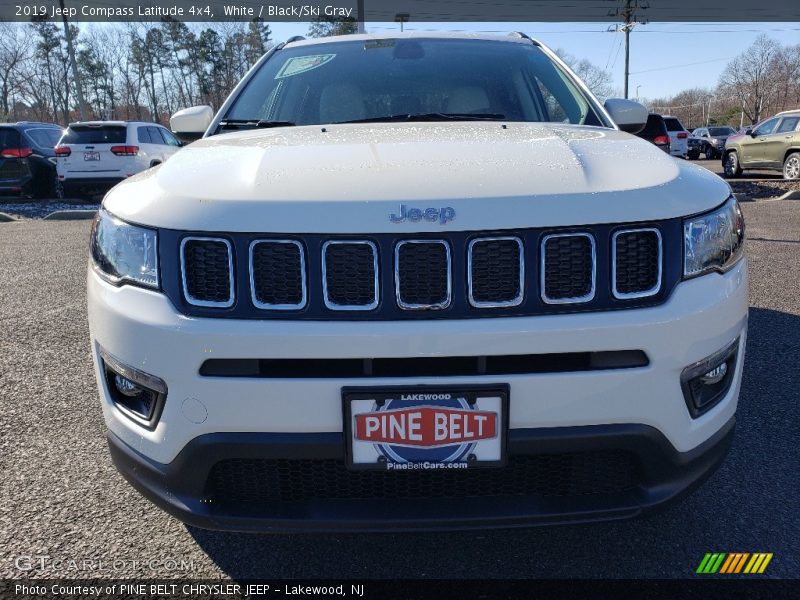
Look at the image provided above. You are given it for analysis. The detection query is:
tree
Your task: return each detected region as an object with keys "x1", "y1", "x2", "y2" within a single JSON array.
[
  {"x1": 718, "y1": 34, "x2": 781, "y2": 125},
  {"x1": 556, "y1": 50, "x2": 614, "y2": 100},
  {"x1": 307, "y1": 17, "x2": 357, "y2": 38}
]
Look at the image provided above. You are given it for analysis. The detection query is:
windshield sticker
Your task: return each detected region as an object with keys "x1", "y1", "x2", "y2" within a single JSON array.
[{"x1": 275, "y1": 54, "x2": 336, "y2": 79}]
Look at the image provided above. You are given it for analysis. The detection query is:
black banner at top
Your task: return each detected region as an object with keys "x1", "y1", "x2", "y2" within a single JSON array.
[{"x1": 0, "y1": 0, "x2": 797, "y2": 22}]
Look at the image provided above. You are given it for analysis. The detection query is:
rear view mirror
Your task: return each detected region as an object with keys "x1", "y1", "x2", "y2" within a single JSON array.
[
  {"x1": 170, "y1": 105, "x2": 214, "y2": 143},
  {"x1": 604, "y1": 98, "x2": 648, "y2": 134}
]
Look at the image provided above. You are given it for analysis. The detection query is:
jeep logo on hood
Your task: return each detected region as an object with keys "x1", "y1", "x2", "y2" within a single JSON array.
[{"x1": 390, "y1": 204, "x2": 456, "y2": 225}]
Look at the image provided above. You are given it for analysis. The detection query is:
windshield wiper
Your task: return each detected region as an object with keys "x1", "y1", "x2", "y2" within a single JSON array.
[
  {"x1": 337, "y1": 113, "x2": 507, "y2": 124},
  {"x1": 218, "y1": 119, "x2": 296, "y2": 129}
]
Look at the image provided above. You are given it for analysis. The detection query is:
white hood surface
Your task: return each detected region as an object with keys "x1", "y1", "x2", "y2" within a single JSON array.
[{"x1": 104, "y1": 122, "x2": 732, "y2": 232}]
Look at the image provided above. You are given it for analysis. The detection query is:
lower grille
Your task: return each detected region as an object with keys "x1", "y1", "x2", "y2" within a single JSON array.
[
  {"x1": 206, "y1": 451, "x2": 639, "y2": 505},
  {"x1": 541, "y1": 233, "x2": 595, "y2": 303},
  {"x1": 180, "y1": 237, "x2": 234, "y2": 307},
  {"x1": 613, "y1": 229, "x2": 661, "y2": 298},
  {"x1": 395, "y1": 240, "x2": 451, "y2": 309}
]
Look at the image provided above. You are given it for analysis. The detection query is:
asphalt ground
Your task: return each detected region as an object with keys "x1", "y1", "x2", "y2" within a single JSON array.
[{"x1": 0, "y1": 201, "x2": 798, "y2": 580}]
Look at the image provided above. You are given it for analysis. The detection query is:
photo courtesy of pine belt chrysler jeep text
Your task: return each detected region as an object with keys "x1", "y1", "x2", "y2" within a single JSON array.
[{"x1": 87, "y1": 32, "x2": 748, "y2": 531}]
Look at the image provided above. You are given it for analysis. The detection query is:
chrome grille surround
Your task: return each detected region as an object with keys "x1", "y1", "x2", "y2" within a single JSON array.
[
  {"x1": 249, "y1": 239, "x2": 307, "y2": 310},
  {"x1": 612, "y1": 227, "x2": 663, "y2": 300},
  {"x1": 394, "y1": 240, "x2": 452, "y2": 310},
  {"x1": 540, "y1": 232, "x2": 596, "y2": 305},
  {"x1": 467, "y1": 236, "x2": 525, "y2": 308},
  {"x1": 321, "y1": 240, "x2": 380, "y2": 311},
  {"x1": 180, "y1": 236, "x2": 235, "y2": 308}
]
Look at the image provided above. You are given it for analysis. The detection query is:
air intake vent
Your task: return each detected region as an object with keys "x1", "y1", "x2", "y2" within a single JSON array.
[
  {"x1": 322, "y1": 241, "x2": 379, "y2": 310},
  {"x1": 468, "y1": 237, "x2": 524, "y2": 307},
  {"x1": 250, "y1": 240, "x2": 306, "y2": 309},
  {"x1": 541, "y1": 233, "x2": 595, "y2": 304},
  {"x1": 395, "y1": 240, "x2": 451, "y2": 310},
  {"x1": 181, "y1": 237, "x2": 234, "y2": 307},
  {"x1": 613, "y1": 229, "x2": 662, "y2": 299}
]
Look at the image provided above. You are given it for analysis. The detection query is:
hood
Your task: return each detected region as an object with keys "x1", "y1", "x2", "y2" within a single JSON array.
[{"x1": 104, "y1": 122, "x2": 731, "y2": 233}]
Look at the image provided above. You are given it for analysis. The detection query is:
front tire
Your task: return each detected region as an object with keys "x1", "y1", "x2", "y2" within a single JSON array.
[
  {"x1": 705, "y1": 146, "x2": 716, "y2": 160},
  {"x1": 723, "y1": 151, "x2": 742, "y2": 178},
  {"x1": 783, "y1": 152, "x2": 800, "y2": 180}
]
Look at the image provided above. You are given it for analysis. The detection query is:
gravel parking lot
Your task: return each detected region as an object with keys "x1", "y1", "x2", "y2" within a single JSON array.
[{"x1": 1, "y1": 201, "x2": 798, "y2": 580}]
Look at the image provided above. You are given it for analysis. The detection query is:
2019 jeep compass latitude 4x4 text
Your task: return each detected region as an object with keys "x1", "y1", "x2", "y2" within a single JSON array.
[{"x1": 87, "y1": 33, "x2": 747, "y2": 531}]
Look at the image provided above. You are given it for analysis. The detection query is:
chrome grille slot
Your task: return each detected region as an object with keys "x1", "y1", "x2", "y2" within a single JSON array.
[
  {"x1": 541, "y1": 233, "x2": 595, "y2": 304},
  {"x1": 322, "y1": 241, "x2": 379, "y2": 310},
  {"x1": 612, "y1": 228, "x2": 662, "y2": 299},
  {"x1": 249, "y1": 240, "x2": 306, "y2": 310},
  {"x1": 468, "y1": 237, "x2": 524, "y2": 307},
  {"x1": 395, "y1": 240, "x2": 451, "y2": 310},
  {"x1": 181, "y1": 237, "x2": 234, "y2": 307}
]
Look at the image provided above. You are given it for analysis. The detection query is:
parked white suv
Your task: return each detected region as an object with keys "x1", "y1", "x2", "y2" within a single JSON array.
[
  {"x1": 88, "y1": 33, "x2": 747, "y2": 531},
  {"x1": 663, "y1": 115, "x2": 690, "y2": 158},
  {"x1": 56, "y1": 121, "x2": 181, "y2": 198}
]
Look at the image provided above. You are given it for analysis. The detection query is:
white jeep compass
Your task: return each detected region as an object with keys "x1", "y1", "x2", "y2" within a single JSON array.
[{"x1": 87, "y1": 32, "x2": 748, "y2": 531}]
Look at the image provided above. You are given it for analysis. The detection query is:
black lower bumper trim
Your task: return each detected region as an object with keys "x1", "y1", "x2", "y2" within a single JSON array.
[{"x1": 106, "y1": 418, "x2": 735, "y2": 533}]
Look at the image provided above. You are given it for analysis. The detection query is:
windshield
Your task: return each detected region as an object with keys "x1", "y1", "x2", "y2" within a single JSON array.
[
  {"x1": 60, "y1": 125, "x2": 126, "y2": 145},
  {"x1": 221, "y1": 38, "x2": 606, "y2": 129},
  {"x1": 709, "y1": 127, "x2": 735, "y2": 136}
]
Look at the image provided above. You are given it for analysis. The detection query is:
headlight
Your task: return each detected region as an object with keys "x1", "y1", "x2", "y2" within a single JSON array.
[
  {"x1": 683, "y1": 197, "x2": 745, "y2": 278},
  {"x1": 90, "y1": 208, "x2": 159, "y2": 288}
]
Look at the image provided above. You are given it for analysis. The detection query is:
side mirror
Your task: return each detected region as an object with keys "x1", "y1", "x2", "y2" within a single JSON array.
[
  {"x1": 747, "y1": 129, "x2": 755, "y2": 137},
  {"x1": 604, "y1": 98, "x2": 648, "y2": 134},
  {"x1": 170, "y1": 105, "x2": 213, "y2": 143}
]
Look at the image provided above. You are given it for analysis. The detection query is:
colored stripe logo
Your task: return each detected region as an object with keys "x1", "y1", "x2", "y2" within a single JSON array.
[{"x1": 696, "y1": 552, "x2": 773, "y2": 574}]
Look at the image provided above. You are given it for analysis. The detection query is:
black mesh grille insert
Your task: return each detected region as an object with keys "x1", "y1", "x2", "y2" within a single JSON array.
[
  {"x1": 543, "y1": 234, "x2": 594, "y2": 301},
  {"x1": 206, "y1": 451, "x2": 639, "y2": 505},
  {"x1": 323, "y1": 242, "x2": 377, "y2": 308},
  {"x1": 469, "y1": 238, "x2": 523, "y2": 305},
  {"x1": 396, "y1": 241, "x2": 450, "y2": 308},
  {"x1": 614, "y1": 230, "x2": 660, "y2": 296},
  {"x1": 251, "y1": 241, "x2": 305, "y2": 307},
  {"x1": 182, "y1": 239, "x2": 232, "y2": 304}
]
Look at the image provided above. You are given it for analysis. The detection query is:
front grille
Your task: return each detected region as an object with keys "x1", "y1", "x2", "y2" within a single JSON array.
[
  {"x1": 322, "y1": 241, "x2": 378, "y2": 310},
  {"x1": 206, "y1": 451, "x2": 639, "y2": 505},
  {"x1": 613, "y1": 229, "x2": 662, "y2": 298},
  {"x1": 541, "y1": 233, "x2": 595, "y2": 303},
  {"x1": 395, "y1": 240, "x2": 451, "y2": 309},
  {"x1": 250, "y1": 240, "x2": 306, "y2": 309},
  {"x1": 167, "y1": 218, "x2": 681, "y2": 320},
  {"x1": 181, "y1": 237, "x2": 233, "y2": 307},
  {"x1": 468, "y1": 237, "x2": 523, "y2": 307}
]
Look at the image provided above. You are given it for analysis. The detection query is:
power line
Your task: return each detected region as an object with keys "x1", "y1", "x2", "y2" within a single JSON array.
[{"x1": 630, "y1": 56, "x2": 734, "y2": 74}]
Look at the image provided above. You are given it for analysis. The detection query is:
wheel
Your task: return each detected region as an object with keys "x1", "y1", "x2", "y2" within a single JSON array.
[
  {"x1": 723, "y1": 151, "x2": 742, "y2": 178},
  {"x1": 705, "y1": 145, "x2": 716, "y2": 160},
  {"x1": 783, "y1": 152, "x2": 800, "y2": 180}
]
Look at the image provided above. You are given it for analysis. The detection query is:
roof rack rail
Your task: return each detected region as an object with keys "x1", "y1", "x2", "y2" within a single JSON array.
[
  {"x1": 508, "y1": 31, "x2": 540, "y2": 45},
  {"x1": 285, "y1": 35, "x2": 306, "y2": 44}
]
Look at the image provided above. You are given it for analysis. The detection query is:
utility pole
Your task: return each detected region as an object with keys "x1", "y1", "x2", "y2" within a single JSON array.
[
  {"x1": 59, "y1": 0, "x2": 87, "y2": 121},
  {"x1": 608, "y1": 0, "x2": 648, "y2": 99},
  {"x1": 357, "y1": 0, "x2": 365, "y2": 33}
]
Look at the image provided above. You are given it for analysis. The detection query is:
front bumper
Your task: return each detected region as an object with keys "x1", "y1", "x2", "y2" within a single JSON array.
[
  {"x1": 108, "y1": 416, "x2": 735, "y2": 532},
  {"x1": 89, "y1": 258, "x2": 748, "y2": 530}
]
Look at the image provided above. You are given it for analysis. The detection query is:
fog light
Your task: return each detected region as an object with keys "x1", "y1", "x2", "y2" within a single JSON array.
[
  {"x1": 99, "y1": 347, "x2": 167, "y2": 429},
  {"x1": 114, "y1": 374, "x2": 142, "y2": 397},
  {"x1": 681, "y1": 338, "x2": 739, "y2": 418}
]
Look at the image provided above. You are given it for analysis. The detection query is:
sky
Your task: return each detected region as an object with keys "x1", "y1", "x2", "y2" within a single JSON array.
[{"x1": 265, "y1": 21, "x2": 800, "y2": 100}]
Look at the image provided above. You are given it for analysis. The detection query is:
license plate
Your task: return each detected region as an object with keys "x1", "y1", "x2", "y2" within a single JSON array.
[
  {"x1": 343, "y1": 385, "x2": 508, "y2": 471},
  {"x1": 83, "y1": 152, "x2": 100, "y2": 161}
]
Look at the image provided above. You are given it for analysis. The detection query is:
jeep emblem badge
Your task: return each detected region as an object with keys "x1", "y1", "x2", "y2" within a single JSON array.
[{"x1": 390, "y1": 204, "x2": 456, "y2": 225}]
